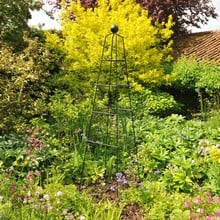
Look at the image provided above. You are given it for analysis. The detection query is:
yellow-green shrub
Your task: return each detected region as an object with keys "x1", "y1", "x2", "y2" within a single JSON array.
[
  {"x1": 0, "y1": 36, "x2": 51, "y2": 133},
  {"x1": 46, "y1": 0, "x2": 174, "y2": 92}
]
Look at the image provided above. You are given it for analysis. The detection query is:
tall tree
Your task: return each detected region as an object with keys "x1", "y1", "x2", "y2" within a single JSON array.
[
  {"x1": 137, "y1": 0, "x2": 218, "y2": 36},
  {"x1": 0, "y1": 0, "x2": 43, "y2": 47},
  {"x1": 47, "y1": 0, "x2": 218, "y2": 36}
]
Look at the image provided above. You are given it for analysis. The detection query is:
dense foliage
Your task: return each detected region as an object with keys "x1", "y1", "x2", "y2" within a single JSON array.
[
  {"x1": 0, "y1": 0, "x2": 44, "y2": 47},
  {"x1": 172, "y1": 57, "x2": 220, "y2": 114},
  {"x1": 0, "y1": 0, "x2": 220, "y2": 219},
  {"x1": 47, "y1": 0, "x2": 218, "y2": 36},
  {"x1": 137, "y1": 0, "x2": 218, "y2": 36},
  {"x1": 0, "y1": 113, "x2": 219, "y2": 219},
  {"x1": 0, "y1": 34, "x2": 52, "y2": 133},
  {"x1": 46, "y1": 0, "x2": 174, "y2": 95}
]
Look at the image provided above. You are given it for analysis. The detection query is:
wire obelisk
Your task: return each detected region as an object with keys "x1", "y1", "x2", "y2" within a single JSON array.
[{"x1": 82, "y1": 25, "x2": 136, "y2": 179}]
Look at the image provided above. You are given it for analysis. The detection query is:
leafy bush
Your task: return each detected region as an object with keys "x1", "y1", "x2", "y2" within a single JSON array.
[
  {"x1": 129, "y1": 89, "x2": 182, "y2": 118},
  {"x1": 0, "y1": 35, "x2": 52, "y2": 134},
  {"x1": 172, "y1": 57, "x2": 220, "y2": 113},
  {"x1": 129, "y1": 114, "x2": 220, "y2": 193},
  {"x1": 46, "y1": 0, "x2": 174, "y2": 94},
  {"x1": 121, "y1": 181, "x2": 190, "y2": 219}
]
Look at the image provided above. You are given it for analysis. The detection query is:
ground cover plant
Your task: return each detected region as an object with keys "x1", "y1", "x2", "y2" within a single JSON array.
[
  {"x1": 0, "y1": 0, "x2": 220, "y2": 219},
  {"x1": 0, "y1": 112, "x2": 219, "y2": 219}
]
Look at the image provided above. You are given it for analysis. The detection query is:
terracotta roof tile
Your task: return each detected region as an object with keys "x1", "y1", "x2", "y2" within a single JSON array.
[{"x1": 173, "y1": 30, "x2": 220, "y2": 64}]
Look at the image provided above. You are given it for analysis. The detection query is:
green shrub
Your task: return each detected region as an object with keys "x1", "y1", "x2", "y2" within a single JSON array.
[
  {"x1": 172, "y1": 57, "x2": 220, "y2": 113},
  {"x1": 0, "y1": 35, "x2": 51, "y2": 134},
  {"x1": 133, "y1": 89, "x2": 182, "y2": 117}
]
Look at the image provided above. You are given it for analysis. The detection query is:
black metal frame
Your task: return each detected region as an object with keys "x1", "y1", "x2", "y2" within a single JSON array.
[{"x1": 81, "y1": 25, "x2": 136, "y2": 180}]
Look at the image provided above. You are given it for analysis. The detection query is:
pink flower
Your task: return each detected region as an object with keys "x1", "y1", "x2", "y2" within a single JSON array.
[
  {"x1": 27, "y1": 136, "x2": 33, "y2": 143},
  {"x1": 205, "y1": 191, "x2": 212, "y2": 203},
  {"x1": 35, "y1": 188, "x2": 41, "y2": 196},
  {"x1": 194, "y1": 197, "x2": 202, "y2": 204},
  {"x1": 46, "y1": 204, "x2": 53, "y2": 211},
  {"x1": 9, "y1": 183, "x2": 16, "y2": 193},
  {"x1": 35, "y1": 170, "x2": 41, "y2": 177},
  {"x1": 184, "y1": 200, "x2": 192, "y2": 208},
  {"x1": 39, "y1": 142, "x2": 44, "y2": 149},
  {"x1": 27, "y1": 171, "x2": 33, "y2": 180},
  {"x1": 205, "y1": 191, "x2": 211, "y2": 197},
  {"x1": 22, "y1": 185, "x2": 27, "y2": 191},
  {"x1": 215, "y1": 210, "x2": 220, "y2": 216},
  {"x1": 213, "y1": 196, "x2": 220, "y2": 203},
  {"x1": 206, "y1": 215, "x2": 215, "y2": 220}
]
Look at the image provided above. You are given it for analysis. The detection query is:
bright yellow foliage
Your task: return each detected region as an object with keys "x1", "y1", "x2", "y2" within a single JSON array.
[
  {"x1": 46, "y1": 0, "x2": 174, "y2": 90},
  {"x1": 209, "y1": 145, "x2": 220, "y2": 164}
]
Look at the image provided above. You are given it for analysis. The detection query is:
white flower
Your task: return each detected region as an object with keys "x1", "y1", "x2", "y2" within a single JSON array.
[
  {"x1": 43, "y1": 194, "x2": 49, "y2": 201},
  {"x1": 55, "y1": 191, "x2": 63, "y2": 197},
  {"x1": 63, "y1": 209, "x2": 68, "y2": 215},
  {"x1": 197, "y1": 208, "x2": 204, "y2": 213},
  {"x1": 79, "y1": 215, "x2": 85, "y2": 220}
]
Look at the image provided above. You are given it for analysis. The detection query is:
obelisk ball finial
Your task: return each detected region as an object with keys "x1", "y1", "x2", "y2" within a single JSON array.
[{"x1": 111, "y1": 24, "x2": 118, "y2": 34}]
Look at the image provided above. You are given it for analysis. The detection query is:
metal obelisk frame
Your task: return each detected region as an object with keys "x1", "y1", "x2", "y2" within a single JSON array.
[{"x1": 82, "y1": 25, "x2": 136, "y2": 179}]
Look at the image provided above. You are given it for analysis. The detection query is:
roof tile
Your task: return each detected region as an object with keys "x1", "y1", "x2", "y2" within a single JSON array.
[{"x1": 173, "y1": 30, "x2": 220, "y2": 64}]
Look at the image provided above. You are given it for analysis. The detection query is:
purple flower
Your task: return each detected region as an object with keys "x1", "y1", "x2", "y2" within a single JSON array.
[
  {"x1": 35, "y1": 188, "x2": 41, "y2": 196},
  {"x1": 110, "y1": 185, "x2": 117, "y2": 191},
  {"x1": 116, "y1": 172, "x2": 128, "y2": 184},
  {"x1": 116, "y1": 172, "x2": 123, "y2": 179},
  {"x1": 24, "y1": 191, "x2": 31, "y2": 199},
  {"x1": 122, "y1": 176, "x2": 128, "y2": 184},
  {"x1": 38, "y1": 141, "x2": 44, "y2": 149}
]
